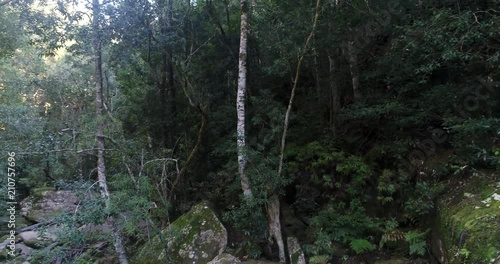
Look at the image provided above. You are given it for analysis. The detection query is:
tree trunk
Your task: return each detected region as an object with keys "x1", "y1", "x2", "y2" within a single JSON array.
[
  {"x1": 328, "y1": 51, "x2": 340, "y2": 133},
  {"x1": 237, "y1": 0, "x2": 253, "y2": 198},
  {"x1": 313, "y1": 46, "x2": 321, "y2": 103},
  {"x1": 346, "y1": 41, "x2": 361, "y2": 100},
  {"x1": 266, "y1": 195, "x2": 286, "y2": 263},
  {"x1": 166, "y1": 56, "x2": 175, "y2": 148},
  {"x1": 166, "y1": 0, "x2": 176, "y2": 148},
  {"x1": 92, "y1": 0, "x2": 128, "y2": 263},
  {"x1": 274, "y1": 0, "x2": 321, "y2": 262},
  {"x1": 159, "y1": 54, "x2": 168, "y2": 147},
  {"x1": 157, "y1": 0, "x2": 176, "y2": 148}
]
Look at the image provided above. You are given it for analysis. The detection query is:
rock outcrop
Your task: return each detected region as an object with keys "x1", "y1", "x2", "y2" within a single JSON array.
[
  {"x1": 432, "y1": 177, "x2": 500, "y2": 263},
  {"x1": 133, "y1": 200, "x2": 228, "y2": 264},
  {"x1": 18, "y1": 229, "x2": 56, "y2": 249},
  {"x1": 0, "y1": 237, "x2": 33, "y2": 264},
  {"x1": 20, "y1": 187, "x2": 78, "y2": 222},
  {"x1": 208, "y1": 253, "x2": 241, "y2": 264}
]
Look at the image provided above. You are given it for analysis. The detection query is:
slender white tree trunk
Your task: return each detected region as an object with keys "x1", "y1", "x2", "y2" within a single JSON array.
[
  {"x1": 273, "y1": 0, "x2": 321, "y2": 262},
  {"x1": 92, "y1": 0, "x2": 128, "y2": 263},
  {"x1": 237, "y1": 0, "x2": 252, "y2": 198}
]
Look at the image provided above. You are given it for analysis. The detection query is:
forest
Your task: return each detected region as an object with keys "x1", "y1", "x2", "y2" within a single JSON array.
[{"x1": 0, "y1": 0, "x2": 499, "y2": 263}]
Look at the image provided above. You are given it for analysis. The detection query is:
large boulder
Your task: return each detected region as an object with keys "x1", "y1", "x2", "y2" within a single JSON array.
[
  {"x1": 0, "y1": 238, "x2": 32, "y2": 263},
  {"x1": 18, "y1": 229, "x2": 56, "y2": 249},
  {"x1": 241, "y1": 260, "x2": 280, "y2": 264},
  {"x1": 20, "y1": 188, "x2": 78, "y2": 222},
  {"x1": 18, "y1": 232, "x2": 39, "y2": 248},
  {"x1": 0, "y1": 235, "x2": 21, "y2": 261},
  {"x1": 133, "y1": 201, "x2": 227, "y2": 264},
  {"x1": 374, "y1": 258, "x2": 411, "y2": 264},
  {"x1": 432, "y1": 177, "x2": 500, "y2": 263},
  {"x1": 13, "y1": 243, "x2": 33, "y2": 257},
  {"x1": 208, "y1": 253, "x2": 241, "y2": 264}
]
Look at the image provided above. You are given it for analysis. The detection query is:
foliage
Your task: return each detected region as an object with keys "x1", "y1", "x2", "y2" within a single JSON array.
[
  {"x1": 349, "y1": 239, "x2": 376, "y2": 254},
  {"x1": 223, "y1": 197, "x2": 267, "y2": 259},
  {"x1": 303, "y1": 231, "x2": 335, "y2": 263},
  {"x1": 0, "y1": 8, "x2": 21, "y2": 58},
  {"x1": 405, "y1": 230, "x2": 428, "y2": 256},
  {"x1": 2, "y1": 0, "x2": 500, "y2": 262},
  {"x1": 404, "y1": 181, "x2": 444, "y2": 220},
  {"x1": 308, "y1": 255, "x2": 330, "y2": 264},
  {"x1": 379, "y1": 219, "x2": 405, "y2": 249},
  {"x1": 286, "y1": 141, "x2": 371, "y2": 196},
  {"x1": 307, "y1": 200, "x2": 380, "y2": 257},
  {"x1": 30, "y1": 182, "x2": 108, "y2": 263},
  {"x1": 377, "y1": 169, "x2": 397, "y2": 204}
]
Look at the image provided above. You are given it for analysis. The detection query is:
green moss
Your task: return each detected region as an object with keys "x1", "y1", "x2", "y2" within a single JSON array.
[
  {"x1": 240, "y1": 260, "x2": 280, "y2": 264},
  {"x1": 0, "y1": 249, "x2": 8, "y2": 261},
  {"x1": 291, "y1": 251, "x2": 300, "y2": 264},
  {"x1": 479, "y1": 187, "x2": 496, "y2": 200},
  {"x1": 437, "y1": 178, "x2": 500, "y2": 263},
  {"x1": 374, "y1": 258, "x2": 409, "y2": 264},
  {"x1": 15, "y1": 217, "x2": 29, "y2": 229},
  {"x1": 132, "y1": 201, "x2": 227, "y2": 264},
  {"x1": 31, "y1": 187, "x2": 56, "y2": 202}
]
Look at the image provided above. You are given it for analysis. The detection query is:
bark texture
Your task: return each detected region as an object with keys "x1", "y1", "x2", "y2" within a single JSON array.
[
  {"x1": 237, "y1": 0, "x2": 252, "y2": 198},
  {"x1": 93, "y1": 0, "x2": 128, "y2": 262},
  {"x1": 266, "y1": 195, "x2": 286, "y2": 263}
]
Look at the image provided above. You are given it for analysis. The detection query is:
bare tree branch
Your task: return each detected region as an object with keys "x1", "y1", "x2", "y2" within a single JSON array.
[{"x1": 16, "y1": 148, "x2": 116, "y2": 155}]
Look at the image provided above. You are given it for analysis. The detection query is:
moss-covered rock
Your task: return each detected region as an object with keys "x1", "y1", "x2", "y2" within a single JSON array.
[
  {"x1": 208, "y1": 253, "x2": 241, "y2": 263},
  {"x1": 20, "y1": 189, "x2": 78, "y2": 222},
  {"x1": 433, "y1": 177, "x2": 500, "y2": 263},
  {"x1": 0, "y1": 236, "x2": 18, "y2": 261},
  {"x1": 240, "y1": 260, "x2": 280, "y2": 264},
  {"x1": 0, "y1": 240, "x2": 31, "y2": 263},
  {"x1": 374, "y1": 258, "x2": 411, "y2": 264},
  {"x1": 133, "y1": 201, "x2": 227, "y2": 264},
  {"x1": 18, "y1": 230, "x2": 56, "y2": 249}
]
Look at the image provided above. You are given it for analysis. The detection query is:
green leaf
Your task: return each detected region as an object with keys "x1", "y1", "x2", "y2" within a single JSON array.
[{"x1": 349, "y1": 239, "x2": 375, "y2": 254}]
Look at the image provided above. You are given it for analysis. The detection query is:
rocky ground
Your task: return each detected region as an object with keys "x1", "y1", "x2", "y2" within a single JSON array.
[{"x1": 1, "y1": 179, "x2": 499, "y2": 264}]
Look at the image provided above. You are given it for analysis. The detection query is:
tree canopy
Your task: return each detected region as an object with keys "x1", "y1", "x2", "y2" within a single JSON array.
[{"x1": 1, "y1": 0, "x2": 499, "y2": 263}]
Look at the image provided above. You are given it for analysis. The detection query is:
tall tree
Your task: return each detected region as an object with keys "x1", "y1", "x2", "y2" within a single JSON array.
[
  {"x1": 270, "y1": 0, "x2": 322, "y2": 262},
  {"x1": 157, "y1": 0, "x2": 176, "y2": 148},
  {"x1": 92, "y1": 0, "x2": 128, "y2": 262},
  {"x1": 345, "y1": 41, "x2": 361, "y2": 100},
  {"x1": 237, "y1": 0, "x2": 252, "y2": 198},
  {"x1": 0, "y1": 7, "x2": 18, "y2": 58},
  {"x1": 328, "y1": 50, "x2": 340, "y2": 132},
  {"x1": 165, "y1": 0, "x2": 176, "y2": 148}
]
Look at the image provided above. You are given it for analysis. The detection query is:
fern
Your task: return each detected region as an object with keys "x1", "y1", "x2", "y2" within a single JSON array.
[
  {"x1": 405, "y1": 230, "x2": 428, "y2": 256},
  {"x1": 309, "y1": 255, "x2": 330, "y2": 264},
  {"x1": 380, "y1": 229, "x2": 405, "y2": 248},
  {"x1": 349, "y1": 239, "x2": 375, "y2": 254}
]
